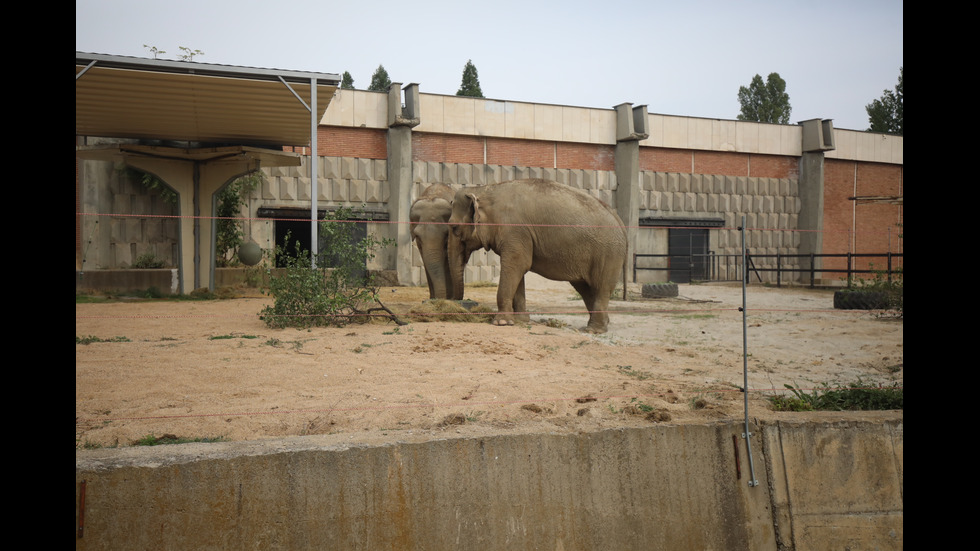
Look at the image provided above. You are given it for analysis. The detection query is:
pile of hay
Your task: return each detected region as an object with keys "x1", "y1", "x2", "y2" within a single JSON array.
[{"x1": 407, "y1": 299, "x2": 495, "y2": 323}]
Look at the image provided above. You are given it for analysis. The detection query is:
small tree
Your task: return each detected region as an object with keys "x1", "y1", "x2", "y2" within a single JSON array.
[
  {"x1": 341, "y1": 71, "x2": 355, "y2": 90},
  {"x1": 866, "y1": 67, "x2": 903, "y2": 135},
  {"x1": 368, "y1": 64, "x2": 392, "y2": 92},
  {"x1": 456, "y1": 60, "x2": 484, "y2": 98},
  {"x1": 143, "y1": 45, "x2": 165, "y2": 59},
  {"x1": 737, "y1": 72, "x2": 792, "y2": 124},
  {"x1": 177, "y1": 46, "x2": 204, "y2": 61},
  {"x1": 215, "y1": 173, "x2": 261, "y2": 267},
  {"x1": 259, "y1": 207, "x2": 400, "y2": 328}
]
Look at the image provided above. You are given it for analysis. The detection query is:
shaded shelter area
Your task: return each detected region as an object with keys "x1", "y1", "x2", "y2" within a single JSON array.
[{"x1": 75, "y1": 52, "x2": 341, "y2": 293}]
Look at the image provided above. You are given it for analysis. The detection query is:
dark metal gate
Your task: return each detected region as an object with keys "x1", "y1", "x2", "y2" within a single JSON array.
[{"x1": 668, "y1": 228, "x2": 709, "y2": 283}]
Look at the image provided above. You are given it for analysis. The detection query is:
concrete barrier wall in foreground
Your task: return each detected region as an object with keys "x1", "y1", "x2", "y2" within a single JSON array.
[{"x1": 75, "y1": 413, "x2": 903, "y2": 550}]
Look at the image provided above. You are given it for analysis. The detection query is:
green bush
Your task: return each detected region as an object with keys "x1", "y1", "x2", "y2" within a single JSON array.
[
  {"x1": 215, "y1": 173, "x2": 261, "y2": 267},
  {"x1": 848, "y1": 264, "x2": 903, "y2": 317},
  {"x1": 770, "y1": 379, "x2": 903, "y2": 412},
  {"x1": 132, "y1": 252, "x2": 166, "y2": 269},
  {"x1": 259, "y1": 208, "x2": 394, "y2": 329}
]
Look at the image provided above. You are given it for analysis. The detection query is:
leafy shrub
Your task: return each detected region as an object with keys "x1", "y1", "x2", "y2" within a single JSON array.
[
  {"x1": 215, "y1": 173, "x2": 261, "y2": 267},
  {"x1": 132, "y1": 252, "x2": 166, "y2": 269},
  {"x1": 770, "y1": 379, "x2": 903, "y2": 412},
  {"x1": 259, "y1": 208, "x2": 394, "y2": 329},
  {"x1": 847, "y1": 264, "x2": 903, "y2": 317}
]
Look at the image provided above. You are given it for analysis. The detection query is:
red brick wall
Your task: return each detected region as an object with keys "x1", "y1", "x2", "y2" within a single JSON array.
[
  {"x1": 413, "y1": 134, "x2": 485, "y2": 164},
  {"x1": 823, "y1": 159, "x2": 903, "y2": 273},
  {"x1": 695, "y1": 151, "x2": 749, "y2": 177},
  {"x1": 412, "y1": 133, "x2": 617, "y2": 171},
  {"x1": 640, "y1": 148, "x2": 693, "y2": 173},
  {"x1": 749, "y1": 154, "x2": 800, "y2": 179},
  {"x1": 556, "y1": 142, "x2": 615, "y2": 171},
  {"x1": 639, "y1": 147, "x2": 798, "y2": 179},
  {"x1": 284, "y1": 127, "x2": 387, "y2": 159},
  {"x1": 486, "y1": 137, "x2": 554, "y2": 168}
]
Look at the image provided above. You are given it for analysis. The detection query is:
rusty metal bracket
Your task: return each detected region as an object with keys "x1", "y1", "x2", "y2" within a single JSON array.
[{"x1": 77, "y1": 480, "x2": 86, "y2": 539}]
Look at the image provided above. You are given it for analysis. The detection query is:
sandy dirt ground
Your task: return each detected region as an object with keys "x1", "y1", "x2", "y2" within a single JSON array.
[{"x1": 75, "y1": 276, "x2": 903, "y2": 449}]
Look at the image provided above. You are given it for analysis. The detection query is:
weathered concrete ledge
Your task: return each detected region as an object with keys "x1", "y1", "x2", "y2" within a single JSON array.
[{"x1": 74, "y1": 413, "x2": 902, "y2": 550}]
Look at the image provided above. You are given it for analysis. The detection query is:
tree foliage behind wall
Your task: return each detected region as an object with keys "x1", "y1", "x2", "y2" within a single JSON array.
[
  {"x1": 456, "y1": 60, "x2": 484, "y2": 98},
  {"x1": 866, "y1": 67, "x2": 903, "y2": 135},
  {"x1": 368, "y1": 65, "x2": 392, "y2": 92},
  {"x1": 341, "y1": 71, "x2": 355, "y2": 90},
  {"x1": 737, "y1": 72, "x2": 792, "y2": 124}
]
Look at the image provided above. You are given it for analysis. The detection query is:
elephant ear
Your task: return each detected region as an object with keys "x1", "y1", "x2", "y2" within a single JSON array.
[
  {"x1": 467, "y1": 193, "x2": 482, "y2": 224},
  {"x1": 468, "y1": 193, "x2": 492, "y2": 249}
]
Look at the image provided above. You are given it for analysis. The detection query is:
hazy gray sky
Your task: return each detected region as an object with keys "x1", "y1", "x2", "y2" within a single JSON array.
[{"x1": 76, "y1": 0, "x2": 903, "y2": 131}]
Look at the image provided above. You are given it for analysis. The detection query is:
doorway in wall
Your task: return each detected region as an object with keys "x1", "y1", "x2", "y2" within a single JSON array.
[
  {"x1": 668, "y1": 228, "x2": 709, "y2": 283},
  {"x1": 272, "y1": 217, "x2": 314, "y2": 267},
  {"x1": 258, "y1": 207, "x2": 373, "y2": 274}
]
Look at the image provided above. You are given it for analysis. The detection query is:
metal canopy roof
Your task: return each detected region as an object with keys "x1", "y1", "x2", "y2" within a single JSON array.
[{"x1": 75, "y1": 52, "x2": 341, "y2": 147}]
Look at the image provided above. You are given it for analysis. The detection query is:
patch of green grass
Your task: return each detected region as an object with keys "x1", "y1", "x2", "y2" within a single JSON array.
[
  {"x1": 769, "y1": 379, "x2": 903, "y2": 412},
  {"x1": 75, "y1": 294, "x2": 112, "y2": 304},
  {"x1": 76, "y1": 335, "x2": 131, "y2": 345},
  {"x1": 75, "y1": 289, "x2": 225, "y2": 303},
  {"x1": 669, "y1": 313, "x2": 717, "y2": 320},
  {"x1": 131, "y1": 434, "x2": 229, "y2": 446},
  {"x1": 209, "y1": 334, "x2": 259, "y2": 340},
  {"x1": 617, "y1": 365, "x2": 653, "y2": 381},
  {"x1": 79, "y1": 439, "x2": 119, "y2": 449}
]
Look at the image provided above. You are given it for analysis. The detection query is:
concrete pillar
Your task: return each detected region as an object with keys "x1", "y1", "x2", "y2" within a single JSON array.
[
  {"x1": 614, "y1": 103, "x2": 648, "y2": 282},
  {"x1": 797, "y1": 119, "x2": 835, "y2": 283},
  {"x1": 387, "y1": 83, "x2": 421, "y2": 285}
]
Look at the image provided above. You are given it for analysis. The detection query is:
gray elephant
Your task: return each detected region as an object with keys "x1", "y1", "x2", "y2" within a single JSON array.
[
  {"x1": 448, "y1": 179, "x2": 627, "y2": 333},
  {"x1": 410, "y1": 183, "x2": 457, "y2": 299}
]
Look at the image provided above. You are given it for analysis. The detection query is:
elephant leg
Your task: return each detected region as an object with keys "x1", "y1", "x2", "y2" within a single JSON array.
[
  {"x1": 424, "y1": 266, "x2": 436, "y2": 299},
  {"x1": 513, "y1": 276, "x2": 529, "y2": 322},
  {"x1": 571, "y1": 281, "x2": 609, "y2": 334},
  {"x1": 494, "y1": 260, "x2": 529, "y2": 326}
]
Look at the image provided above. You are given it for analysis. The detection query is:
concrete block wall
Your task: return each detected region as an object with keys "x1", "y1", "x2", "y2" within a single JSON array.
[
  {"x1": 78, "y1": 156, "x2": 180, "y2": 270},
  {"x1": 74, "y1": 414, "x2": 903, "y2": 550},
  {"x1": 259, "y1": 156, "x2": 394, "y2": 271},
  {"x1": 637, "y1": 171, "x2": 802, "y2": 283}
]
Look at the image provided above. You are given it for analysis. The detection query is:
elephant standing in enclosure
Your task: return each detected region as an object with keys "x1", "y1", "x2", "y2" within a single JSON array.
[
  {"x1": 410, "y1": 183, "x2": 457, "y2": 299},
  {"x1": 448, "y1": 179, "x2": 627, "y2": 333}
]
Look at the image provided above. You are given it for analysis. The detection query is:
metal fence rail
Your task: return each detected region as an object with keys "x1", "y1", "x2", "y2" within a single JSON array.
[{"x1": 634, "y1": 252, "x2": 904, "y2": 287}]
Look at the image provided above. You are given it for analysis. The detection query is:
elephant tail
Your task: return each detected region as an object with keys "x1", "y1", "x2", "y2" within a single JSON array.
[{"x1": 622, "y1": 254, "x2": 628, "y2": 301}]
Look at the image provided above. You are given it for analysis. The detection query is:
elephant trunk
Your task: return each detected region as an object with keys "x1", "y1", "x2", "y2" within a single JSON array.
[
  {"x1": 448, "y1": 238, "x2": 467, "y2": 301},
  {"x1": 421, "y1": 246, "x2": 451, "y2": 300}
]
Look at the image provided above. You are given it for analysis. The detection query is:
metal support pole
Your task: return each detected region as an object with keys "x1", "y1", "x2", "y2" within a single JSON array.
[
  {"x1": 740, "y1": 215, "x2": 759, "y2": 487},
  {"x1": 310, "y1": 77, "x2": 318, "y2": 268}
]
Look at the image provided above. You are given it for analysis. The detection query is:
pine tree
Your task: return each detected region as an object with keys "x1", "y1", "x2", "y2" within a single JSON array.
[
  {"x1": 368, "y1": 65, "x2": 392, "y2": 92},
  {"x1": 341, "y1": 71, "x2": 355, "y2": 90},
  {"x1": 456, "y1": 60, "x2": 484, "y2": 98},
  {"x1": 737, "y1": 73, "x2": 791, "y2": 124}
]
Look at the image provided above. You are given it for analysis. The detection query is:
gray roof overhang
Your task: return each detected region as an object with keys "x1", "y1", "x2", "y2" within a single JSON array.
[{"x1": 75, "y1": 52, "x2": 340, "y2": 147}]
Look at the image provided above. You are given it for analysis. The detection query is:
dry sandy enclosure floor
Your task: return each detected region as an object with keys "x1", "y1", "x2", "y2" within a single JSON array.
[{"x1": 75, "y1": 276, "x2": 903, "y2": 449}]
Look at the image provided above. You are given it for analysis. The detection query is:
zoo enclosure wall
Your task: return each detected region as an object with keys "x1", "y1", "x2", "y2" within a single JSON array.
[
  {"x1": 74, "y1": 414, "x2": 904, "y2": 550},
  {"x1": 76, "y1": 88, "x2": 902, "y2": 290}
]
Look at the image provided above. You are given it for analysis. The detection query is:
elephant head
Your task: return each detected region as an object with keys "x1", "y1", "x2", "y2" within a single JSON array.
[
  {"x1": 410, "y1": 184, "x2": 457, "y2": 300},
  {"x1": 446, "y1": 189, "x2": 488, "y2": 301}
]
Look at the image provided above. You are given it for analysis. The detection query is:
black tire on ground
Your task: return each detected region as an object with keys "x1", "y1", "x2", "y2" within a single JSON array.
[
  {"x1": 641, "y1": 282, "x2": 679, "y2": 298},
  {"x1": 833, "y1": 290, "x2": 890, "y2": 310}
]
